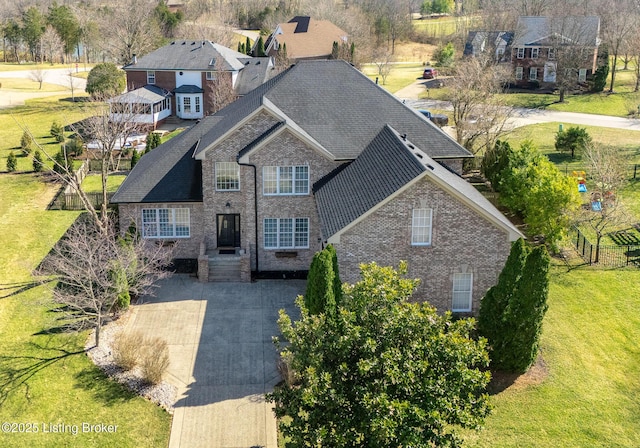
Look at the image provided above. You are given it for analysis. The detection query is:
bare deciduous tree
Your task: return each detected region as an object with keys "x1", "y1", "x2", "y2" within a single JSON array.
[
  {"x1": 599, "y1": 0, "x2": 638, "y2": 92},
  {"x1": 449, "y1": 56, "x2": 512, "y2": 155},
  {"x1": 40, "y1": 25, "x2": 64, "y2": 64},
  {"x1": 35, "y1": 215, "x2": 173, "y2": 347},
  {"x1": 29, "y1": 67, "x2": 46, "y2": 89},
  {"x1": 577, "y1": 142, "x2": 630, "y2": 262},
  {"x1": 206, "y1": 69, "x2": 238, "y2": 115},
  {"x1": 372, "y1": 50, "x2": 394, "y2": 85},
  {"x1": 98, "y1": 0, "x2": 163, "y2": 65}
]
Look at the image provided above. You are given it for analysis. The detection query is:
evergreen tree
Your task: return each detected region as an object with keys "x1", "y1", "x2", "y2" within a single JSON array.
[
  {"x1": 478, "y1": 238, "x2": 529, "y2": 363},
  {"x1": 325, "y1": 244, "x2": 342, "y2": 305},
  {"x1": 51, "y1": 120, "x2": 65, "y2": 142},
  {"x1": 6, "y1": 151, "x2": 17, "y2": 172},
  {"x1": 145, "y1": 131, "x2": 161, "y2": 153},
  {"x1": 245, "y1": 36, "x2": 251, "y2": 56},
  {"x1": 21, "y1": 131, "x2": 33, "y2": 155},
  {"x1": 331, "y1": 41, "x2": 339, "y2": 59},
  {"x1": 130, "y1": 148, "x2": 140, "y2": 168},
  {"x1": 498, "y1": 246, "x2": 550, "y2": 373},
  {"x1": 33, "y1": 150, "x2": 44, "y2": 172},
  {"x1": 480, "y1": 140, "x2": 513, "y2": 191},
  {"x1": 256, "y1": 36, "x2": 266, "y2": 57},
  {"x1": 304, "y1": 248, "x2": 337, "y2": 316},
  {"x1": 237, "y1": 41, "x2": 243, "y2": 53},
  {"x1": 53, "y1": 148, "x2": 70, "y2": 174}
]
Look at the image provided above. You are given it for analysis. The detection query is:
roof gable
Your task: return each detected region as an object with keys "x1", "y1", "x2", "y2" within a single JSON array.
[
  {"x1": 514, "y1": 16, "x2": 600, "y2": 47},
  {"x1": 315, "y1": 126, "x2": 523, "y2": 242}
]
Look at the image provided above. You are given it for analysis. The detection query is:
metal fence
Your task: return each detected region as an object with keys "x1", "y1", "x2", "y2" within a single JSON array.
[{"x1": 573, "y1": 227, "x2": 640, "y2": 267}]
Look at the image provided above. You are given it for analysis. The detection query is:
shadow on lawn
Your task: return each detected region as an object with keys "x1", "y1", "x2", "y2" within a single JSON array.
[
  {"x1": 0, "y1": 281, "x2": 42, "y2": 299},
  {"x1": 73, "y1": 367, "x2": 138, "y2": 407},
  {"x1": 0, "y1": 343, "x2": 84, "y2": 405}
]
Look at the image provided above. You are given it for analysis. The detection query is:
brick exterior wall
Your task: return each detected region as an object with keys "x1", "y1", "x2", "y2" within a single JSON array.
[
  {"x1": 511, "y1": 47, "x2": 598, "y2": 88},
  {"x1": 117, "y1": 202, "x2": 204, "y2": 259},
  {"x1": 200, "y1": 110, "x2": 342, "y2": 272},
  {"x1": 330, "y1": 175, "x2": 512, "y2": 314}
]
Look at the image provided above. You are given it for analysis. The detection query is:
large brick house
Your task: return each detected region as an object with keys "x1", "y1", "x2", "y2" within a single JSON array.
[
  {"x1": 109, "y1": 40, "x2": 275, "y2": 128},
  {"x1": 111, "y1": 60, "x2": 522, "y2": 314},
  {"x1": 511, "y1": 16, "x2": 600, "y2": 88}
]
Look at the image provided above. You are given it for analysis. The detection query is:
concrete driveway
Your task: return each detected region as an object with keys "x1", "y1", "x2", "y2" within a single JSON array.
[{"x1": 123, "y1": 275, "x2": 304, "y2": 448}]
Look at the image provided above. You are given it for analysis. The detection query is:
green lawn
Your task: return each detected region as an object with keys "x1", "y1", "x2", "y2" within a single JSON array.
[
  {"x1": 0, "y1": 78, "x2": 70, "y2": 92},
  {"x1": 464, "y1": 265, "x2": 640, "y2": 447},
  {"x1": 361, "y1": 63, "x2": 425, "y2": 93},
  {"x1": 80, "y1": 174, "x2": 127, "y2": 193},
  {"x1": 502, "y1": 122, "x2": 640, "y2": 176},
  {"x1": 1, "y1": 95, "x2": 94, "y2": 172},
  {"x1": 0, "y1": 173, "x2": 171, "y2": 447},
  {"x1": 412, "y1": 16, "x2": 480, "y2": 37}
]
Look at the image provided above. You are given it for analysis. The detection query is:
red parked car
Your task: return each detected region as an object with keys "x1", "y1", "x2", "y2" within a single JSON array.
[{"x1": 423, "y1": 67, "x2": 438, "y2": 79}]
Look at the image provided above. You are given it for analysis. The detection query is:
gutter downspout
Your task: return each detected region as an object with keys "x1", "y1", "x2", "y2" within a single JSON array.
[{"x1": 237, "y1": 158, "x2": 259, "y2": 274}]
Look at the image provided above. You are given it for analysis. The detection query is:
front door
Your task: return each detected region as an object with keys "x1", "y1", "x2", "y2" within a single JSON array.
[{"x1": 217, "y1": 214, "x2": 240, "y2": 247}]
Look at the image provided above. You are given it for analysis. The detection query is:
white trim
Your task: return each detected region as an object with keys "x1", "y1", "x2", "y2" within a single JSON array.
[
  {"x1": 142, "y1": 208, "x2": 190, "y2": 238},
  {"x1": 215, "y1": 162, "x2": 241, "y2": 191},
  {"x1": 263, "y1": 165, "x2": 309, "y2": 195},
  {"x1": 411, "y1": 208, "x2": 432, "y2": 246},
  {"x1": 516, "y1": 47, "x2": 525, "y2": 59},
  {"x1": 578, "y1": 68, "x2": 587, "y2": 82},
  {"x1": 515, "y1": 66, "x2": 523, "y2": 80},
  {"x1": 263, "y1": 217, "x2": 309, "y2": 249},
  {"x1": 531, "y1": 48, "x2": 539, "y2": 59},
  {"x1": 147, "y1": 71, "x2": 156, "y2": 84},
  {"x1": 529, "y1": 67, "x2": 537, "y2": 80},
  {"x1": 452, "y1": 272, "x2": 473, "y2": 312}
]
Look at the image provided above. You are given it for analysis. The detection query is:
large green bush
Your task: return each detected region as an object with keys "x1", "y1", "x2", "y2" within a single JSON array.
[
  {"x1": 304, "y1": 245, "x2": 342, "y2": 316},
  {"x1": 555, "y1": 126, "x2": 592, "y2": 159},
  {"x1": 86, "y1": 63, "x2": 126, "y2": 99}
]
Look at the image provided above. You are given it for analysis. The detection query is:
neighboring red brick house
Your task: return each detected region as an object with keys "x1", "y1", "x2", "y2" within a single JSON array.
[
  {"x1": 109, "y1": 40, "x2": 274, "y2": 128},
  {"x1": 112, "y1": 60, "x2": 522, "y2": 314},
  {"x1": 511, "y1": 16, "x2": 600, "y2": 88}
]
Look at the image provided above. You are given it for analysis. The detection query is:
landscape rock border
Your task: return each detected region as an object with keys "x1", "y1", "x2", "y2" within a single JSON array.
[{"x1": 84, "y1": 312, "x2": 177, "y2": 413}]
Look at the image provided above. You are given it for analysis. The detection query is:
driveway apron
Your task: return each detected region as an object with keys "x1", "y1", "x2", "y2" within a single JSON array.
[{"x1": 124, "y1": 275, "x2": 304, "y2": 448}]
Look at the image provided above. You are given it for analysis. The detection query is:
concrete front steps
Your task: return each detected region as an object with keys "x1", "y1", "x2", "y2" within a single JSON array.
[{"x1": 208, "y1": 255, "x2": 242, "y2": 282}]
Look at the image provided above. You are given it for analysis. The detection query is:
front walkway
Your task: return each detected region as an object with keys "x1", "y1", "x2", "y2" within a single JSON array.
[{"x1": 123, "y1": 275, "x2": 304, "y2": 448}]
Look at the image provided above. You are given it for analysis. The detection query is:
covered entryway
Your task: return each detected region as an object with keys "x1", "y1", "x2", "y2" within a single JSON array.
[{"x1": 217, "y1": 214, "x2": 240, "y2": 248}]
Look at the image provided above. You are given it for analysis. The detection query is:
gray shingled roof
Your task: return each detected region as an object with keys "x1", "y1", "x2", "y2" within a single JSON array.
[
  {"x1": 195, "y1": 60, "x2": 470, "y2": 160},
  {"x1": 107, "y1": 85, "x2": 171, "y2": 104},
  {"x1": 234, "y1": 57, "x2": 276, "y2": 95},
  {"x1": 174, "y1": 85, "x2": 203, "y2": 93},
  {"x1": 314, "y1": 125, "x2": 426, "y2": 238},
  {"x1": 123, "y1": 40, "x2": 248, "y2": 72},
  {"x1": 513, "y1": 16, "x2": 600, "y2": 47},
  {"x1": 111, "y1": 116, "x2": 222, "y2": 203},
  {"x1": 315, "y1": 125, "x2": 522, "y2": 240}
]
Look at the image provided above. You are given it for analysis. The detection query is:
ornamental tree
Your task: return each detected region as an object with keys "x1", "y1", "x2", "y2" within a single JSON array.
[
  {"x1": 86, "y1": 63, "x2": 126, "y2": 99},
  {"x1": 270, "y1": 262, "x2": 491, "y2": 447},
  {"x1": 304, "y1": 244, "x2": 341, "y2": 316}
]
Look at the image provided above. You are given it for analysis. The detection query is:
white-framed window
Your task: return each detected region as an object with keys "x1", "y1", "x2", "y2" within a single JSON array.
[
  {"x1": 215, "y1": 162, "x2": 240, "y2": 191},
  {"x1": 142, "y1": 208, "x2": 190, "y2": 238},
  {"x1": 548, "y1": 48, "x2": 556, "y2": 60},
  {"x1": 195, "y1": 96, "x2": 201, "y2": 113},
  {"x1": 205, "y1": 71, "x2": 214, "y2": 80},
  {"x1": 263, "y1": 166, "x2": 309, "y2": 195},
  {"x1": 578, "y1": 68, "x2": 587, "y2": 83},
  {"x1": 452, "y1": 272, "x2": 473, "y2": 312},
  {"x1": 263, "y1": 218, "x2": 309, "y2": 249},
  {"x1": 183, "y1": 97, "x2": 191, "y2": 113},
  {"x1": 515, "y1": 66, "x2": 524, "y2": 80},
  {"x1": 411, "y1": 208, "x2": 432, "y2": 246},
  {"x1": 531, "y1": 48, "x2": 539, "y2": 59},
  {"x1": 529, "y1": 67, "x2": 537, "y2": 80},
  {"x1": 147, "y1": 71, "x2": 156, "y2": 84},
  {"x1": 516, "y1": 47, "x2": 525, "y2": 59}
]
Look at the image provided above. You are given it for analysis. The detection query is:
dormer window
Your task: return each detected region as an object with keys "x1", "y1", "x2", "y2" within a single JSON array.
[{"x1": 147, "y1": 71, "x2": 156, "y2": 84}]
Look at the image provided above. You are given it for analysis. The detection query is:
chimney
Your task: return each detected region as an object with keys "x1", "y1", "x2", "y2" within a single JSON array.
[{"x1": 132, "y1": 54, "x2": 137, "y2": 65}]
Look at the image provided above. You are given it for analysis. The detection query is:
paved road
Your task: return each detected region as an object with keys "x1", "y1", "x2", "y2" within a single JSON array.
[
  {"x1": 0, "y1": 67, "x2": 88, "y2": 108},
  {"x1": 396, "y1": 79, "x2": 640, "y2": 132},
  {"x1": 125, "y1": 275, "x2": 304, "y2": 448}
]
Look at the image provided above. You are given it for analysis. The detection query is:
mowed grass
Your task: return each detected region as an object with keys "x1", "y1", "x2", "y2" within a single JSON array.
[
  {"x1": 0, "y1": 95, "x2": 94, "y2": 172},
  {"x1": 0, "y1": 63, "x2": 92, "y2": 72},
  {"x1": 412, "y1": 15, "x2": 481, "y2": 37},
  {"x1": 361, "y1": 62, "x2": 426, "y2": 93},
  {"x1": 0, "y1": 78, "x2": 70, "y2": 92},
  {"x1": 80, "y1": 174, "x2": 127, "y2": 193},
  {"x1": 464, "y1": 265, "x2": 640, "y2": 447},
  {"x1": 502, "y1": 122, "x2": 640, "y2": 175},
  {"x1": 0, "y1": 173, "x2": 171, "y2": 447}
]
